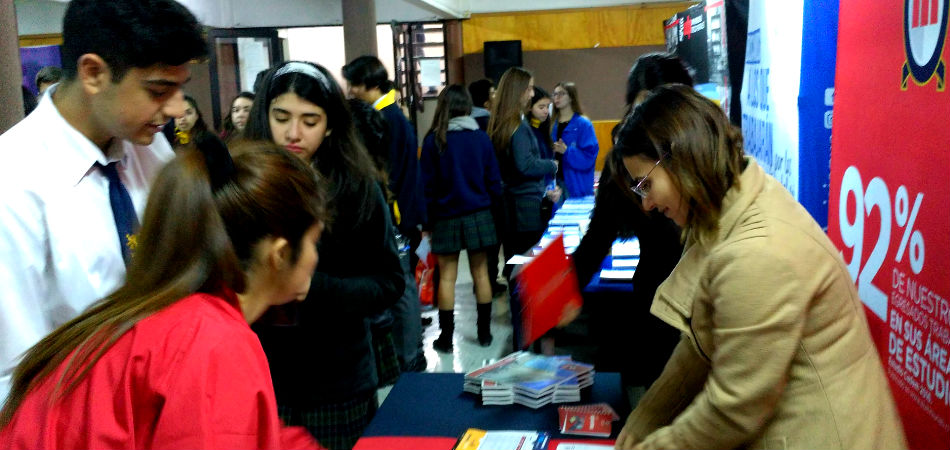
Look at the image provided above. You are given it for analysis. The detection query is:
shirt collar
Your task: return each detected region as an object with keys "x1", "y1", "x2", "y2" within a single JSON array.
[
  {"x1": 373, "y1": 89, "x2": 397, "y2": 110},
  {"x1": 41, "y1": 85, "x2": 128, "y2": 186}
]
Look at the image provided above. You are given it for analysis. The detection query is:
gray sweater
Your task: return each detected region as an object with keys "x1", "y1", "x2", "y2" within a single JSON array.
[{"x1": 499, "y1": 120, "x2": 558, "y2": 197}]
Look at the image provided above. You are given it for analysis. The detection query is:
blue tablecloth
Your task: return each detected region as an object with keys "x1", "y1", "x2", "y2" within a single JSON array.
[
  {"x1": 585, "y1": 255, "x2": 635, "y2": 294},
  {"x1": 363, "y1": 372, "x2": 629, "y2": 439}
]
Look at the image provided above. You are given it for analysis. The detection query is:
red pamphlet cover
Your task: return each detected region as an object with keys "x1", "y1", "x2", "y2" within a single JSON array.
[
  {"x1": 515, "y1": 235, "x2": 583, "y2": 346},
  {"x1": 558, "y1": 403, "x2": 619, "y2": 437}
]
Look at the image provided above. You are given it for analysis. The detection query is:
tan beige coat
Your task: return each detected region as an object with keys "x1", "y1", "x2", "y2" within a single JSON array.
[{"x1": 621, "y1": 158, "x2": 907, "y2": 449}]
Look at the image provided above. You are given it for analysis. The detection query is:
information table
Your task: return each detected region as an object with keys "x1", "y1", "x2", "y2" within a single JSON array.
[{"x1": 354, "y1": 372, "x2": 629, "y2": 450}]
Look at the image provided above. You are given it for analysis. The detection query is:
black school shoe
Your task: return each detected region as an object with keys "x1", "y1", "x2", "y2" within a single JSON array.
[
  {"x1": 433, "y1": 334, "x2": 453, "y2": 352},
  {"x1": 491, "y1": 281, "x2": 508, "y2": 297}
]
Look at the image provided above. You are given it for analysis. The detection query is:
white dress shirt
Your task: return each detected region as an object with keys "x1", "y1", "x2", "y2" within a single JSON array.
[{"x1": 0, "y1": 88, "x2": 174, "y2": 401}]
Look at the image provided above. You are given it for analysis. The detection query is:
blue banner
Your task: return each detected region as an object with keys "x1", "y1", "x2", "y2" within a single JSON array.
[{"x1": 797, "y1": 0, "x2": 838, "y2": 229}]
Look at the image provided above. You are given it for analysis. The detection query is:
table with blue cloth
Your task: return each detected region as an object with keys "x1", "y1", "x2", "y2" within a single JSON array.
[
  {"x1": 354, "y1": 372, "x2": 629, "y2": 450},
  {"x1": 507, "y1": 197, "x2": 636, "y2": 356}
]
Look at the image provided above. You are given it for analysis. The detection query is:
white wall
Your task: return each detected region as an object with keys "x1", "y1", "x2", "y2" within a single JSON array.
[
  {"x1": 186, "y1": 0, "x2": 448, "y2": 28},
  {"x1": 14, "y1": 0, "x2": 66, "y2": 36},
  {"x1": 279, "y1": 24, "x2": 395, "y2": 89},
  {"x1": 175, "y1": 0, "x2": 229, "y2": 28},
  {"x1": 230, "y1": 0, "x2": 341, "y2": 27},
  {"x1": 376, "y1": 0, "x2": 445, "y2": 23}
]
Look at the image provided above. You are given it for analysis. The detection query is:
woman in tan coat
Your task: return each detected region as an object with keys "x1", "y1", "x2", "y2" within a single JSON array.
[{"x1": 611, "y1": 85, "x2": 907, "y2": 450}]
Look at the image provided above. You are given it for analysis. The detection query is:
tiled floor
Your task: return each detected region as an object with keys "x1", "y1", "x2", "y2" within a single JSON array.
[
  {"x1": 378, "y1": 250, "x2": 514, "y2": 404},
  {"x1": 420, "y1": 249, "x2": 514, "y2": 374}
]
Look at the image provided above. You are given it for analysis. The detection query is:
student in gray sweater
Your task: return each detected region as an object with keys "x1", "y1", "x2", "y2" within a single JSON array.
[{"x1": 488, "y1": 67, "x2": 558, "y2": 271}]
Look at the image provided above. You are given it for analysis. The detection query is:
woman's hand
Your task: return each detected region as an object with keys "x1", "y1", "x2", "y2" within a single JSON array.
[
  {"x1": 545, "y1": 186, "x2": 562, "y2": 203},
  {"x1": 553, "y1": 139, "x2": 568, "y2": 154},
  {"x1": 615, "y1": 420, "x2": 642, "y2": 449}
]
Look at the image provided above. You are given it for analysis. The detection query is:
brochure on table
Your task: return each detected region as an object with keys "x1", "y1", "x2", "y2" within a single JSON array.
[
  {"x1": 506, "y1": 197, "x2": 640, "y2": 282},
  {"x1": 465, "y1": 352, "x2": 594, "y2": 409}
]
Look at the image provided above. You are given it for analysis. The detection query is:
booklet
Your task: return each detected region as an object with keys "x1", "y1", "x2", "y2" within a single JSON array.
[
  {"x1": 465, "y1": 352, "x2": 595, "y2": 408},
  {"x1": 515, "y1": 235, "x2": 583, "y2": 346},
  {"x1": 454, "y1": 429, "x2": 550, "y2": 450},
  {"x1": 558, "y1": 403, "x2": 620, "y2": 437}
]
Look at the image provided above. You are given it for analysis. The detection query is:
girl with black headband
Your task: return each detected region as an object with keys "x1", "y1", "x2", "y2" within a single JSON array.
[
  {"x1": 244, "y1": 61, "x2": 404, "y2": 450},
  {"x1": 0, "y1": 136, "x2": 328, "y2": 449}
]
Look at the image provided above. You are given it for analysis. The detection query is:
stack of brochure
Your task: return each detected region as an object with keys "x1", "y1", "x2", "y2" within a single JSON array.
[
  {"x1": 599, "y1": 238, "x2": 640, "y2": 282},
  {"x1": 540, "y1": 197, "x2": 596, "y2": 254},
  {"x1": 504, "y1": 196, "x2": 640, "y2": 283},
  {"x1": 464, "y1": 352, "x2": 594, "y2": 409}
]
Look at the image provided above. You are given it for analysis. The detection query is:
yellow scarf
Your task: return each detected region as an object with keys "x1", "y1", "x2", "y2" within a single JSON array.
[
  {"x1": 374, "y1": 89, "x2": 397, "y2": 111},
  {"x1": 374, "y1": 89, "x2": 400, "y2": 225},
  {"x1": 175, "y1": 127, "x2": 190, "y2": 145}
]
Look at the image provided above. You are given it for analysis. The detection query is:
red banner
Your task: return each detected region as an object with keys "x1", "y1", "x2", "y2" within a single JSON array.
[{"x1": 829, "y1": 2, "x2": 950, "y2": 449}]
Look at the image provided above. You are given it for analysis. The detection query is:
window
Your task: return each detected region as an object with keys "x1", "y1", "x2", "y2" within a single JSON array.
[{"x1": 392, "y1": 22, "x2": 448, "y2": 124}]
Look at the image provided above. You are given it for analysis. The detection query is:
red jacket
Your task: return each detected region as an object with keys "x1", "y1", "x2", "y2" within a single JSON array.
[{"x1": 1, "y1": 291, "x2": 320, "y2": 450}]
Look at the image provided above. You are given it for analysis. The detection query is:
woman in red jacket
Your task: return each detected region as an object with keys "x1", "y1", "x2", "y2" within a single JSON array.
[{"x1": 0, "y1": 137, "x2": 327, "y2": 449}]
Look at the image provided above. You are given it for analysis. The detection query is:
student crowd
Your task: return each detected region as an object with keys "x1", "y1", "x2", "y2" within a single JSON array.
[{"x1": 0, "y1": 1, "x2": 909, "y2": 449}]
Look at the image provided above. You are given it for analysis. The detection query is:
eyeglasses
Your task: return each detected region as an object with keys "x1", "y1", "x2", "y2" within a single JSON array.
[
  {"x1": 553, "y1": 91, "x2": 567, "y2": 97},
  {"x1": 630, "y1": 159, "x2": 662, "y2": 198}
]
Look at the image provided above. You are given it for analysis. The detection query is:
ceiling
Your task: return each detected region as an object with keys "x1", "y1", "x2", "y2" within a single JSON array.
[{"x1": 16, "y1": 0, "x2": 681, "y2": 34}]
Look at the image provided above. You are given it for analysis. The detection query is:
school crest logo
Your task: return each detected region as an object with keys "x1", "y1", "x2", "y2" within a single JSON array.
[{"x1": 902, "y1": 0, "x2": 948, "y2": 90}]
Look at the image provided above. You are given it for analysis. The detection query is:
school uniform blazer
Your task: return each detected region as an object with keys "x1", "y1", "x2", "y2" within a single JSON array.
[
  {"x1": 551, "y1": 113, "x2": 598, "y2": 198},
  {"x1": 622, "y1": 157, "x2": 907, "y2": 450},
  {"x1": 380, "y1": 103, "x2": 427, "y2": 234},
  {"x1": 501, "y1": 120, "x2": 558, "y2": 198}
]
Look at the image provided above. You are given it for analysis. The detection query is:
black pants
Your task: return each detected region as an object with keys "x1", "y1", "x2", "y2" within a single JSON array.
[{"x1": 402, "y1": 226, "x2": 422, "y2": 271}]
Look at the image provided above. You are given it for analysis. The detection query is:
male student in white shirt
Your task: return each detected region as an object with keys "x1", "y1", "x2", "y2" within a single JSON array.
[{"x1": 0, "y1": 0, "x2": 208, "y2": 402}]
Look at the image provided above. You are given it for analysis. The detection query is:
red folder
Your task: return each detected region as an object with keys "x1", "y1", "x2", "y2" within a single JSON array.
[{"x1": 515, "y1": 235, "x2": 583, "y2": 346}]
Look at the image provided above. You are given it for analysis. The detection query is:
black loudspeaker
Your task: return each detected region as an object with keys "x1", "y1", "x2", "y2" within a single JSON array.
[{"x1": 484, "y1": 40, "x2": 523, "y2": 84}]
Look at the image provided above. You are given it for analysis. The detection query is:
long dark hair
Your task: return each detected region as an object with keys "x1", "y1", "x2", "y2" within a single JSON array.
[
  {"x1": 488, "y1": 67, "x2": 532, "y2": 156},
  {"x1": 244, "y1": 61, "x2": 378, "y2": 226},
  {"x1": 612, "y1": 53, "x2": 694, "y2": 144},
  {"x1": 427, "y1": 84, "x2": 473, "y2": 153},
  {"x1": 347, "y1": 98, "x2": 392, "y2": 201},
  {"x1": 182, "y1": 94, "x2": 209, "y2": 135},
  {"x1": 0, "y1": 138, "x2": 326, "y2": 426},
  {"x1": 623, "y1": 53, "x2": 694, "y2": 118},
  {"x1": 220, "y1": 91, "x2": 254, "y2": 141},
  {"x1": 553, "y1": 81, "x2": 584, "y2": 119},
  {"x1": 528, "y1": 86, "x2": 553, "y2": 150}
]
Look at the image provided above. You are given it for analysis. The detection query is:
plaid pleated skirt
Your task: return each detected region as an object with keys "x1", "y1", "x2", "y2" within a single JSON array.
[
  {"x1": 431, "y1": 208, "x2": 498, "y2": 254},
  {"x1": 371, "y1": 328, "x2": 401, "y2": 387},
  {"x1": 279, "y1": 391, "x2": 378, "y2": 450},
  {"x1": 507, "y1": 194, "x2": 545, "y2": 233}
]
